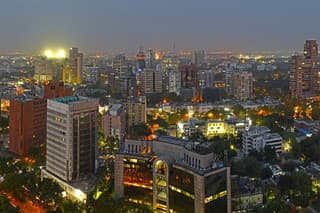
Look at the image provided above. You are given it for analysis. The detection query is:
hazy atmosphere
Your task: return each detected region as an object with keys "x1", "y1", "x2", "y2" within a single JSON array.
[{"x1": 1, "y1": 0, "x2": 320, "y2": 53}]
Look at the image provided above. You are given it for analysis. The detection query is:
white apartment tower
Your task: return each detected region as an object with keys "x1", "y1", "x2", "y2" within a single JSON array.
[{"x1": 46, "y1": 96, "x2": 99, "y2": 182}]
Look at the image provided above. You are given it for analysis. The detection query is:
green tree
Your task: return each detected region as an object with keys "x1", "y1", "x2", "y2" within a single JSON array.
[
  {"x1": 264, "y1": 146, "x2": 278, "y2": 163},
  {"x1": 129, "y1": 123, "x2": 151, "y2": 139},
  {"x1": 38, "y1": 178, "x2": 63, "y2": 210},
  {"x1": 260, "y1": 167, "x2": 273, "y2": 180},
  {"x1": 254, "y1": 199, "x2": 291, "y2": 213},
  {"x1": 58, "y1": 199, "x2": 82, "y2": 213},
  {"x1": 232, "y1": 156, "x2": 262, "y2": 178},
  {"x1": 100, "y1": 136, "x2": 120, "y2": 155},
  {"x1": 232, "y1": 104, "x2": 245, "y2": 118},
  {"x1": 0, "y1": 173, "x2": 28, "y2": 202},
  {"x1": 188, "y1": 130, "x2": 206, "y2": 142},
  {"x1": 0, "y1": 194, "x2": 20, "y2": 213},
  {"x1": 291, "y1": 171, "x2": 313, "y2": 207}
]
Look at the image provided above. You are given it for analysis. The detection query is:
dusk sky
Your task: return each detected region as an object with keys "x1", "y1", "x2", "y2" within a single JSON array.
[{"x1": 1, "y1": 0, "x2": 320, "y2": 53}]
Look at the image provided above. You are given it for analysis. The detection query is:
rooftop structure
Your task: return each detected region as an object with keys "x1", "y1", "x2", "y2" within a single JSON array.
[{"x1": 114, "y1": 135, "x2": 231, "y2": 213}]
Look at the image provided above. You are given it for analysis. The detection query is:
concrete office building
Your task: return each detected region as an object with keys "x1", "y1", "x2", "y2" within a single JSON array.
[
  {"x1": 62, "y1": 47, "x2": 84, "y2": 84},
  {"x1": 141, "y1": 68, "x2": 163, "y2": 94},
  {"x1": 125, "y1": 99, "x2": 147, "y2": 130},
  {"x1": 242, "y1": 126, "x2": 283, "y2": 155},
  {"x1": 42, "y1": 96, "x2": 98, "y2": 201},
  {"x1": 197, "y1": 69, "x2": 214, "y2": 88},
  {"x1": 168, "y1": 70, "x2": 181, "y2": 95},
  {"x1": 114, "y1": 136, "x2": 231, "y2": 213},
  {"x1": 225, "y1": 71, "x2": 253, "y2": 101},
  {"x1": 112, "y1": 54, "x2": 128, "y2": 79},
  {"x1": 102, "y1": 104, "x2": 126, "y2": 141},
  {"x1": 192, "y1": 50, "x2": 205, "y2": 67}
]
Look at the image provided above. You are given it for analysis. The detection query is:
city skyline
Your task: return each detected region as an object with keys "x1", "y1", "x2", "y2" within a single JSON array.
[{"x1": 1, "y1": 0, "x2": 320, "y2": 54}]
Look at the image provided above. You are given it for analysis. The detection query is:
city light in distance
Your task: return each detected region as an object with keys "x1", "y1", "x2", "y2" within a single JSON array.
[{"x1": 44, "y1": 49, "x2": 66, "y2": 59}]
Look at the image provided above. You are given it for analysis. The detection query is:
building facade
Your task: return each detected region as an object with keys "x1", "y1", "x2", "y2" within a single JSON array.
[
  {"x1": 9, "y1": 82, "x2": 72, "y2": 156},
  {"x1": 9, "y1": 96, "x2": 46, "y2": 155},
  {"x1": 168, "y1": 70, "x2": 181, "y2": 95},
  {"x1": 192, "y1": 50, "x2": 205, "y2": 67},
  {"x1": 242, "y1": 126, "x2": 283, "y2": 155},
  {"x1": 290, "y1": 40, "x2": 320, "y2": 97},
  {"x1": 142, "y1": 68, "x2": 163, "y2": 94},
  {"x1": 45, "y1": 96, "x2": 98, "y2": 182},
  {"x1": 62, "y1": 47, "x2": 83, "y2": 84},
  {"x1": 113, "y1": 54, "x2": 128, "y2": 79},
  {"x1": 225, "y1": 71, "x2": 253, "y2": 101},
  {"x1": 125, "y1": 99, "x2": 147, "y2": 131},
  {"x1": 102, "y1": 104, "x2": 126, "y2": 141},
  {"x1": 197, "y1": 69, "x2": 214, "y2": 88},
  {"x1": 43, "y1": 82, "x2": 73, "y2": 99},
  {"x1": 114, "y1": 136, "x2": 231, "y2": 213},
  {"x1": 180, "y1": 64, "x2": 198, "y2": 89}
]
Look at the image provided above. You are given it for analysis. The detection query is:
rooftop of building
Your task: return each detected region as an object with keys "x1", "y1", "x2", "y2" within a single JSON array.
[
  {"x1": 13, "y1": 94, "x2": 41, "y2": 102},
  {"x1": 157, "y1": 135, "x2": 220, "y2": 155},
  {"x1": 54, "y1": 96, "x2": 79, "y2": 103},
  {"x1": 174, "y1": 159, "x2": 226, "y2": 175},
  {"x1": 157, "y1": 135, "x2": 187, "y2": 146},
  {"x1": 108, "y1": 104, "x2": 122, "y2": 112},
  {"x1": 294, "y1": 118, "x2": 314, "y2": 125},
  {"x1": 246, "y1": 125, "x2": 270, "y2": 133},
  {"x1": 52, "y1": 96, "x2": 97, "y2": 105},
  {"x1": 264, "y1": 133, "x2": 282, "y2": 140}
]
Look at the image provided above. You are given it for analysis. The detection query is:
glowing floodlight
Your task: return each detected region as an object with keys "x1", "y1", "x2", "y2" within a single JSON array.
[
  {"x1": 56, "y1": 50, "x2": 66, "y2": 58},
  {"x1": 44, "y1": 50, "x2": 53, "y2": 58}
]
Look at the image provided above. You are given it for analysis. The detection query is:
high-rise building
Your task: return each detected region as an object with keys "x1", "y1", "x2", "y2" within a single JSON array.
[
  {"x1": 42, "y1": 96, "x2": 98, "y2": 201},
  {"x1": 102, "y1": 104, "x2": 126, "y2": 141},
  {"x1": 9, "y1": 96, "x2": 46, "y2": 156},
  {"x1": 112, "y1": 54, "x2": 128, "y2": 79},
  {"x1": 9, "y1": 82, "x2": 73, "y2": 156},
  {"x1": 168, "y1": 70, "x2": 181, "y2": 95},
  {"x1": 225, "y1": 71, "x2": 253, "y2": 101},
  {"x1": 142, "y1": 68, "x2": 163, "y2": 94},
  {"x1": 136, "y1": 48, "x2": 146, "y2": 71},
  {"x1": 290, "y1": 40, "x2": 320, "y2": 97},
  {"x1": 62, "y1": 47, "x2": 83, "y2": 84},
  {"x1": 180, "y1": 64, "x2": 198, "y2": 89},
  {"x1": 289, "y1": 55, "x2": 303, "y2": 97},
  {"x1": 125, "y1": 99, "x2": 146, "y2": 130},
  {"x1": 192, "y1": 50, "x2": 205, "y2": 67},
  {"x1": 146, "y1": 48, "x2": 156, "y2": 68},
  {"x1": 114, "y1": 136, "x2": 231, "y2": 213},
  {"x1": 161, "y1": 53, "x2": 180, "y2": 73},
  {"x1": 45, "y1": 96, "x2": 98, "y2": 182},
  {"x1": 197, "y1": 69, "x2": 214, "y2": 88}
]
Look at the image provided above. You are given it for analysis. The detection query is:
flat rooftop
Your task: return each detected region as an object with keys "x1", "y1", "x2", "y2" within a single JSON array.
[{"x1": 54, "y1": 96, "x2": 80, "y2": 104}]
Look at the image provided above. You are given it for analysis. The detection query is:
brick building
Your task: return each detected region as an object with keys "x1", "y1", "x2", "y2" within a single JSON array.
[{"x1": 9, "y1": 82, "x2": 73, "y2": 156}]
